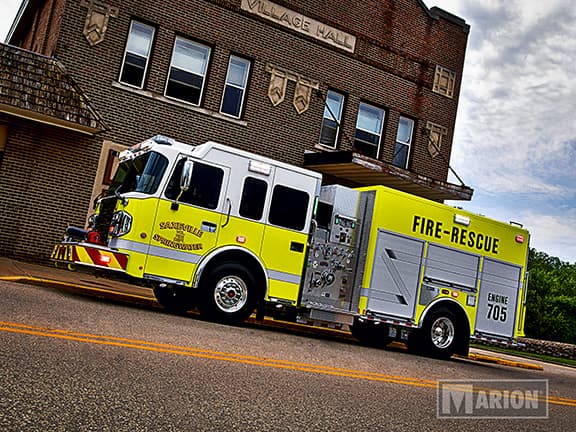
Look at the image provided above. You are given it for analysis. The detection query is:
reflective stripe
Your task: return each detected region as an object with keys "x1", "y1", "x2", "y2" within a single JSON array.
[
  {"x1": 268, "y1": 269, "x2": 301, "y2": 285},
  {"x1": 361, "y1": 288, "x2": 370, "y2": 297},
  {"x1": 111, "y1": 239, "x2": 201, "y2": 265},
  {"x1": 110, "y1": 238, "x2": 149, "y2": 254},
  {"x1": 148, "y1": 245, "x2": 202, "y2": 264},
  {"x1": 68, "y1": 244, "x2": 127, "y2": 271}
]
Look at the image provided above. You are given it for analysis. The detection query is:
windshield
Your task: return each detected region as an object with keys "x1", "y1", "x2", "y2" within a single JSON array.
[{"x1": 109, "y1": 151, "x2": 169, "y2": 195}]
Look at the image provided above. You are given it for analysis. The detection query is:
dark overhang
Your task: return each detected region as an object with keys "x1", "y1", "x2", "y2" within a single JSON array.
[
  {"x1": 0, "y1": 43, "x2": 107, "y2": 135},
  {"x1": 304, "y1": 151, "x2": 473, "y2": 202}
]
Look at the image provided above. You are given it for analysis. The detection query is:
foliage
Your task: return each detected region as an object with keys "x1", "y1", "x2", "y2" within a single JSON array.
[{"x1": 524, "y1": 249, "x2": 576, "y2": 344}]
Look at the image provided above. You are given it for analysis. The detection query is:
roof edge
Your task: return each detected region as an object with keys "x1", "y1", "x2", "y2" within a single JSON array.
[
  {"x1": 417, "y1": 0, "x2": 470, "y2": 33},
  {"x1": 430, "y1": 7, "x2": 470, "y2": 33},
  {"x1": 0, "y1": 104, "x2": 102, "y2": 135}
]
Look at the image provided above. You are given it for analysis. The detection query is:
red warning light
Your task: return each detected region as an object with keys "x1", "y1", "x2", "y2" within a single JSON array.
[{"x1": 515, "y1": 235, "x2": 525, "y2": 243}]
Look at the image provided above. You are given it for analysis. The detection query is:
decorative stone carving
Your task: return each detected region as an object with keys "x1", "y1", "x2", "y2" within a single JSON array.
[
  {"x1": 265, "y1": 64, "x2": 319, "y2": 114},
  {"x1": 80, "y1": 0, "x2": 119, "y2": 46},
  {"x1": 267, "y1": 67, "x2": 288, "y2": 107},
  {"x1": 425, "y1": 121, "x2": 448, "y2": 158}
]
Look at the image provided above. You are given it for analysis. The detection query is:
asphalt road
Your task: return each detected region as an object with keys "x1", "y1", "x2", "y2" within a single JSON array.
[{"x1": 1, "y1": 280, "x2": 575, "y2": 431}]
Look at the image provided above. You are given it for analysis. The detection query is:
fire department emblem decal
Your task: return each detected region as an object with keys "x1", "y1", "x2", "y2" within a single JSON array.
[{"x1": 80, "y1": 0, "x2": 119, "y2": 46}]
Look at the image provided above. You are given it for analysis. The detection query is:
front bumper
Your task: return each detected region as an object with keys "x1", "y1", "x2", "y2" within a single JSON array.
[{"x1": 51, "y1": 242, "x2": 128, "y2": 272}]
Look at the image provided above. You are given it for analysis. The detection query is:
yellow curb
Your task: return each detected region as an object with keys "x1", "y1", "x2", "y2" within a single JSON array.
[
  {"x1": 0, "y1": 276, "x2": 155, "y2": 302},
  {"x1": 388, "y1": 341, "x2": 407, "y2": 350},
  {"x1": 466, "y1": 353, "x2": 544, "y2": 371}
]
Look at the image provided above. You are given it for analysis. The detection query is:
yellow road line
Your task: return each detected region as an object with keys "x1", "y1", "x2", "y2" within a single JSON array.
[
  {"x1": 0, "y1": 320, "x2": 435, "y2": 387},
  {"x1": 0, "y1": 279, "x2": 556, "y2": 372},
  {"x1": 1, "y1": 320, "x2": 575, "y2": 407}
]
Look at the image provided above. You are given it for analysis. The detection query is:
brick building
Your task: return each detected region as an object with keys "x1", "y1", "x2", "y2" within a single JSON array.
[
  {"x1": 0, "y1": 44, "x2": 106, "y2": 259},
  {"x1": 3, "y1": 0, "x2": 472, "y2": 259}
]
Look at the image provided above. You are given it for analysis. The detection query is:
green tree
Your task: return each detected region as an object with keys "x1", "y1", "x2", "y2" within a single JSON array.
[{"x1": 525, "y1": 249, "x2": 576, "y2": 344}]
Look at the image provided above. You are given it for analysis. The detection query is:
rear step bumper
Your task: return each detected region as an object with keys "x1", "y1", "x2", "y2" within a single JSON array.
[{"x1": 51, "y1": 242, "x2": 128, "y2": 272}]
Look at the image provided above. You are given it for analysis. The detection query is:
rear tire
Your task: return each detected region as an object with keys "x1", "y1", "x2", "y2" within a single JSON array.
[
  {"x1": 351, "y1": 318, "x2": 391, "y2": 347},
  {"x1": 199, "y1": 263, "x2": 257, "y2": 324},
  {"x1": 418, "y1": 307, "x2": 459, "y2": 359}
]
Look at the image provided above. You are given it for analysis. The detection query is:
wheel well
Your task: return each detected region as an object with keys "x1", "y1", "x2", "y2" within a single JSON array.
[
  {"x1": 423, "y1": 300, "x2": 471, "y2": 356},
  {"x1": 198, "y1": 249, "x2": 267, "y2": 301}
]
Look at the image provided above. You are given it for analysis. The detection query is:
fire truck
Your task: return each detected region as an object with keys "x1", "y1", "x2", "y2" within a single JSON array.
[{"x1": 52, "y1": 135, "x2": 530, "y2": 359}]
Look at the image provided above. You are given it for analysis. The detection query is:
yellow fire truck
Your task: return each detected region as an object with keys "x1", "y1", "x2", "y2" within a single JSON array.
[{"x1": 52, "y1": 135, "x2": 530, "y2": 358}]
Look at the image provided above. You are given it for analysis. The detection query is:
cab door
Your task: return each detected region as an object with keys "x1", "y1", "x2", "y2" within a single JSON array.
[
  {"x1": 144, "y1": 157, "x2": 229, "y2": 284},
  {"x1": 260, "y1": 167, "x2": 320, "y2": 305}
]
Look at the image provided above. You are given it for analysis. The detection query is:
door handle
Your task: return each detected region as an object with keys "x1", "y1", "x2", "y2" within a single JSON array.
[
  {"x1": 222, "y1": 198, "x2": 232, "y2": 228},
  {"x1": 290, "y1": 242, "x2": 304, "y2": 253},
  {"x1": 201, "y1": 221, "x2": 217, "y2": 233}
]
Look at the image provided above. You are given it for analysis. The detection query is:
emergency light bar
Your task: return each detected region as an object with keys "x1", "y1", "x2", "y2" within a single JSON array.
[
  {"x1": 249, "y1": 160, "x2": 272, "y2": 176},
  {"x1": 454, "y1": 214, "x2": 470, "y2": 226}
]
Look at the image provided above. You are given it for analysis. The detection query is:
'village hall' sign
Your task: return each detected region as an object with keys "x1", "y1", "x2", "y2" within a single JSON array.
[{"x1": 241, "y1": 0, "x2": 357, "y2": 53}]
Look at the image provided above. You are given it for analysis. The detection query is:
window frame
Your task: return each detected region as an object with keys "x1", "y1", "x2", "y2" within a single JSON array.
[
  {"x1": 319, "y1": 90, "x2": 345, "y2": 149},
  {"x1": 393, "y1": 116, "x2": 415, "y2": 169},
  {"x1": 353, "y1": 101, "x2": 386, "y2": 159},
  {"x1": 118, "y1": 20, "x2": 155, "y2": 89},
  {"x1": 220, "y1": 55, "x2": 251, "y2": 119},
  {"x1": 164, "y1": 36, "x2": 212, "y2": 106}
]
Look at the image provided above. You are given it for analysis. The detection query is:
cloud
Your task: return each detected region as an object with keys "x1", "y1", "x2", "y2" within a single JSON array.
[
  {"x1": 519, "y1": 210, "x2": 576, "y2": 263},
  {"x1": 436, "y1": 0, "x2": 576, "y2": 261},
  {"x1": 455, "y1": 4, "x2": 576, "y2": 184}
]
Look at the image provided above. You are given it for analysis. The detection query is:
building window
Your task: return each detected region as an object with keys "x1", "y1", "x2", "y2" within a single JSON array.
[
  {"x1": 393, "y1": 116, "x2": 414, "y2": 169},
  {"x1": 220, "y1": 56, "x2": 251, "y2": 118},
  {"x1": 319, "y1": 90, "x2": 344, "y2": 148},
  {"x1": 354, "y1": 102, "x2": 385, "y2": 159},
  {"x1": 165, "y1": 37, "x2": 211, "y2": 106},
  {"x1": 425, "y1": 121, "x2": 448, "y2": 158},
  {"x1": 119, "y1": 21, "x2": 155, "y2": 88},
  {"x1": 269, "y1": 185, "x2": 310, "y2": 232},
  {"x1": 433, "y1": 65, "x2": 456, "y2": 98}
]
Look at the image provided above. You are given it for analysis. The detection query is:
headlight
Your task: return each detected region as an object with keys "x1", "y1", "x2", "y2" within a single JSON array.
[{"x1": 109, "y1": 211, "x2": 132, "y2": 237}]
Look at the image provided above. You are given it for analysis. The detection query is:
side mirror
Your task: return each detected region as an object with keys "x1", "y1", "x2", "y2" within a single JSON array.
[{"x1": 180, "y1": 160, "x2": 193, "y2": 192}]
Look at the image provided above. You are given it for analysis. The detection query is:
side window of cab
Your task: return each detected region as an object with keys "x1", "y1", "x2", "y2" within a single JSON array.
[{"x1": 165, "y1": 159, "x2": 224, "y2": 210}]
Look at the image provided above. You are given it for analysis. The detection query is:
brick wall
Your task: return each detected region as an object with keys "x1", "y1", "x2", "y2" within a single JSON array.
[
  {"x1": 0, "y1": 115, "x2": 101, "y2": 260},
  {"x1": 16, "y1": 0, "x2": 65, "y2": 56},
  {"x1": 47, "y1": 0, "x2": 467, "y2": 180}
]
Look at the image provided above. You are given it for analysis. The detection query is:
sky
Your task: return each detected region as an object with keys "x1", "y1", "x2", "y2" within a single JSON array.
[{"x1": 1, "y1": 0, "x2": 575, "y2": 262}]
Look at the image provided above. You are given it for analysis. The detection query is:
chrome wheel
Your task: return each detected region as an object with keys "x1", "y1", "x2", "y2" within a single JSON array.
[
  {"x1": 214, "y1": 275, "x2": 248, "y2": 313},
  {"x1": 430, "y1": 316, "x2": 455, "y2": 349}
]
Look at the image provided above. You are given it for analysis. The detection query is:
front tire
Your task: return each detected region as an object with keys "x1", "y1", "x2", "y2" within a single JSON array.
[{"x1": 199, "y1": 263, "x2": 257, "y2": 324}]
